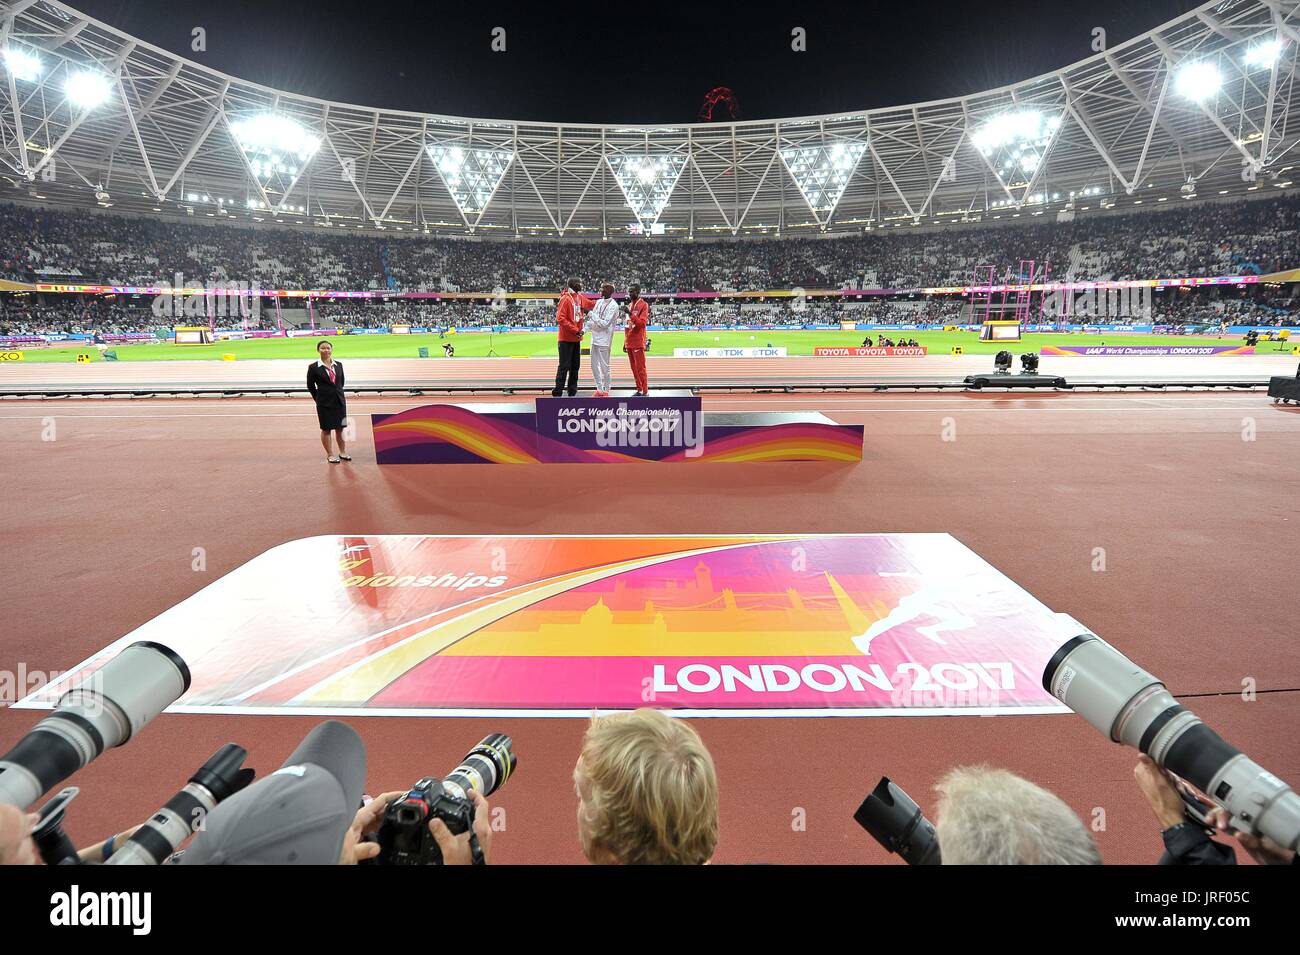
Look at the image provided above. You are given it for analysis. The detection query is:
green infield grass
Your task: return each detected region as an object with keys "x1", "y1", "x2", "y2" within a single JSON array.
[{"x1": 3, "y1": 327, "x2": 1270, "y2": 363}]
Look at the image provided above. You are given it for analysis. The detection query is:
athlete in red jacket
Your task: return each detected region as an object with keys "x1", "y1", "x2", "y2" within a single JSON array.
[
  {"x1": 552, "y1": 278, "x2": 597, "y2": 396},
  {"x1": 622, "y1": 284, "x2": 650, "y2": 396}
]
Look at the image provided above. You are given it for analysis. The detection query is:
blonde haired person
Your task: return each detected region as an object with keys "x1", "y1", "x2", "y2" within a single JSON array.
[
  {"x1": 934, "y1": 765, "x2": 1101, "y2": 865},
  {"x1": 574, "y1": 708, "x2": 718, "y2": 865}
]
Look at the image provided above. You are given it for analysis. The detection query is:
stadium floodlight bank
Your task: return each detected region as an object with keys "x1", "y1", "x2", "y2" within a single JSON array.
[{"x1": 1, "y1": 1, "x2": 1299, "y2": 238}]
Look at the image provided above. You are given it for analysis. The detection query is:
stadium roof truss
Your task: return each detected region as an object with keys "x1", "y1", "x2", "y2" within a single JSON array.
[{"x1": 2, "y1": 0, "x2": 1300, "y2": 238}]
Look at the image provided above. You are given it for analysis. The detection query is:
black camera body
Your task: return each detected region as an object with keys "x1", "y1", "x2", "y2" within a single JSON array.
[
  {"x1": 377, "y1": 776, "x2": 477, "y2": 865},
  {"x1": 371, "y1": 733, "x2": 515, "y2": 865}
]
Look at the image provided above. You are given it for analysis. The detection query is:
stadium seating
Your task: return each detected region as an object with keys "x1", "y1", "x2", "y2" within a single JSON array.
[{"x1": 4, "y1": 193, "x2": 1300, "y2": 294}]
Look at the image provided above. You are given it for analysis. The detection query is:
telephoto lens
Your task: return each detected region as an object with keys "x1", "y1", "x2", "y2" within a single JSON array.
[
  {"x1": 853, "y1": 776, "x2": 942, "y2": 865},
  {"x1": 1044, "y1": 632, "x2": 1300, "y2": 851},
  {"x1": 0, "y1": 642, "x2": 191, "y2": 808},
  {"x1": 444, "y1": 733, "x2": 517, "y2": 799},
  {"x1": 106, "y1": 743, "x2": 254, "y2": 865}
]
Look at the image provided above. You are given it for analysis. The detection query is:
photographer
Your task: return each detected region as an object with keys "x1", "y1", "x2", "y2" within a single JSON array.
[
  {"x1": 338, "y1": 788, "x2": 495, "y2": 865},
  {"x1": 573, "y1": 709, "x2": 718, "y2": 865},
  {"x1": 427, "y1": 789, "x2": 494, "y2": 865},
  {"x1": 180, "y1": 720, "x2": 369, "y2": 865},
  {"x1": 76, "y1": 824, "x2": 144, "y2": 864},
  {"x1": 1210, "y1": 814, "x2": 1298, "y2": 866},
  {"x1": 0, "y1": 804, "x2": 37, "y2": 866},
  {"x1": 1133, "y1": 755, "x2": 1296, "y2": 865},
  {"x1": 934, "y1": 765, "x2": 1101, "y2": 865},
  {"x1": 1132, "y1": 755, "x2": 1235, "y2": 865},
  {"x1": 338, "y1": 791, "x2": 404, "y2": 864}
]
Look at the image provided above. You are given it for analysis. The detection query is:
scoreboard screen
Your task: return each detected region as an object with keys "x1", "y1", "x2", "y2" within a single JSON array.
[
  {"x1": 979, "y1": 321, "x2": 1022, "y2": 342},
  {"x1": 174, "y1": 326, "x2": 211, "y2": 344}
]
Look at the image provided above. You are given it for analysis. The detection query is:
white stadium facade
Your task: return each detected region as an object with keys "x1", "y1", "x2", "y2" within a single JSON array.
[{"x1": 2, "y1": 0, "x2": 1300, "y2": 242}]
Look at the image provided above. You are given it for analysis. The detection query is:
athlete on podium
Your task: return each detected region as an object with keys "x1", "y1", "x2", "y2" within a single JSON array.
[
  {"x1": 621, "y1": 284, "x2": 651, "y2": 396},
  {"x1": 585, "y1": 283, "x2": 621, "y2": 396},
  {"x1": 553, "y1": 278, "x2": 598, "y2": 397}
]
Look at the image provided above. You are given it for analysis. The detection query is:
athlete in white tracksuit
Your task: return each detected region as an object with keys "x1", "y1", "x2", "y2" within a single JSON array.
[{"x1": 585, "y1": 284, "x2": 621, "y2": 395}]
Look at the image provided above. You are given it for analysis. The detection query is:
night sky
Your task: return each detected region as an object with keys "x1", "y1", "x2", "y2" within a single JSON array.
[{"x1": 71, "y1": 0, "x2": 1201, "y2": 123}]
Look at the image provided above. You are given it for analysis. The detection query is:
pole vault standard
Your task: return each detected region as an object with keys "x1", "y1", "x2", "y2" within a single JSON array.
[
  {"x1": 969, "y1": 256, "x2": 1051, "y2": 342},
  {"x1": 970, "y1": 264, "x2": 996, "y2": 324}
]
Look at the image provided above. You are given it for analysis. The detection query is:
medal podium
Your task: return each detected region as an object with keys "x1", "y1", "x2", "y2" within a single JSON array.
[{"x1": 372, "y1": 391, "x2": 864, "y2": 465}]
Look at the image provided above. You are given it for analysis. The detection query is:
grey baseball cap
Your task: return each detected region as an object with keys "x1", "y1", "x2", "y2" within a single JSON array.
[{"x1": 180, "y1": 720, "x2": 367, "y2": 865}]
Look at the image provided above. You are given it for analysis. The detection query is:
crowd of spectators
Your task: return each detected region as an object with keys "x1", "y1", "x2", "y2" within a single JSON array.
[
  {"x1": 3, "y1": 189, "x2": 1296, "y2": 334},
  {"x1": 3, "y1": 287, "x2": 1293, "y2": 336},
  {"x1": 0, "y1": 204, "x2": 382, "y2": 290},
  {"x1": 0, "y1": 296, "x2": 159, "y2": 336},
  {"x1": 5, "y1": 193, "x2": 1300, "y2": 293}
]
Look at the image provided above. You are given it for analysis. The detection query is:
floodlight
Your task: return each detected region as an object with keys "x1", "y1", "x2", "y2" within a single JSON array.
[
  {"x1": 1244, "y1": 38, "x2": 1283, "y2": 69},
  {"x1": 4, "y1": 48, "x2": 41, "y2": 83},
  {"x1": 607, "y1": 150, "x2": 687, "y2": 225},
  {"x1": 1175, "y1": 61, "x2": 1221, "y2": 100},
  {"x1": 971, "y1": 110, "x2": 1056, "y2": 154},
  {"x1": 231, "y1": 114, "x2": 320, "y2": 169},
  {"x1": 65, "y1": 71, "x2": 112, "y2": 109},
  {"x1": 778, "y1": 140, "x2": 865, "y2": 214}
]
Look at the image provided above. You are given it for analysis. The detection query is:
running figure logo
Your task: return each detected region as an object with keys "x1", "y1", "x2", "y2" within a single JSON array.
[{"x1": 852, "y1": 570, "x2": 1024, "y2": 656}]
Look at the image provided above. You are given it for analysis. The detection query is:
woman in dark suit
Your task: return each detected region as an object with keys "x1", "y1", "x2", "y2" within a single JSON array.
[{"x1": 307, "y1": 339, "x2": 350, "y2": 463}]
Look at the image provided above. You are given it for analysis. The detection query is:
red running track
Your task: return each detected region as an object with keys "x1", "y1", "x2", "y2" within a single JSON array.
[
  {"x1": 0, "y1": 391, "x2": 1297, "y2": 863},
  {"x1": 2, "y1": 352, "x2": 1296, "y2": 391}
]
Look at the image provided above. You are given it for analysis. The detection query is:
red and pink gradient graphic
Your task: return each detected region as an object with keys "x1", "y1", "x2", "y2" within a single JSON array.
[{"x1": 15, "y1": 535, "x2": 1077, "y2": 717}]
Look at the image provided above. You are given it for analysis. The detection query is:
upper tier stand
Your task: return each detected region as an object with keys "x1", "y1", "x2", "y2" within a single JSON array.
[{"x1": 372, "y1": 392, "x2": 864, "y2": 464}]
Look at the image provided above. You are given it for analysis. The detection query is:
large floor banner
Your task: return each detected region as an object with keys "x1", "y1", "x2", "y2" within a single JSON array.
[{"x1": 17, "y1": 535, "x2": 1079, "y2": 717}]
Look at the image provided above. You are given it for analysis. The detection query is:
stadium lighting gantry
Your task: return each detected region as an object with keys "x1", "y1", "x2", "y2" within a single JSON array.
[
  {"x1": 1244, "y1": 38, "x2": 1283, "y2": 68},
  {"x1": 230, "y1": 113, "x2": 320, "y2": 182},
  {"x1": 1, "y1": 0, "x2": 1295, "y2": 236},
  {"x1": 1175, "y1": 60, "x2": 1222, "y2": 100},
  {"x1": 3, "y1": 47, "x2": 41, "y2": 83},
  {"x1": 64, "y1": 70, "x2": 112, "y2": 109},
  {"x1": 971, "y1": 110, "x2": 1061, "y2": 156},
  {"x1": 973, "y1": 110, "x2": 1061, "y2": 193},
  {"x1": 607, "y1": 151, "x2": 687, "y2": 226},
  {"x1": 425, "y1": 144, "x2": 514, "y2": 218},
  {"x1": 779, "y1": 140, "x2": 867, "y2": 213}
]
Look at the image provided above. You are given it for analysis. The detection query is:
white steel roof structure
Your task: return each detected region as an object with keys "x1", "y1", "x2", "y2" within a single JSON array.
[{"x1": 2, "y1": 0, "x2": 1300, "y2": 238}]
